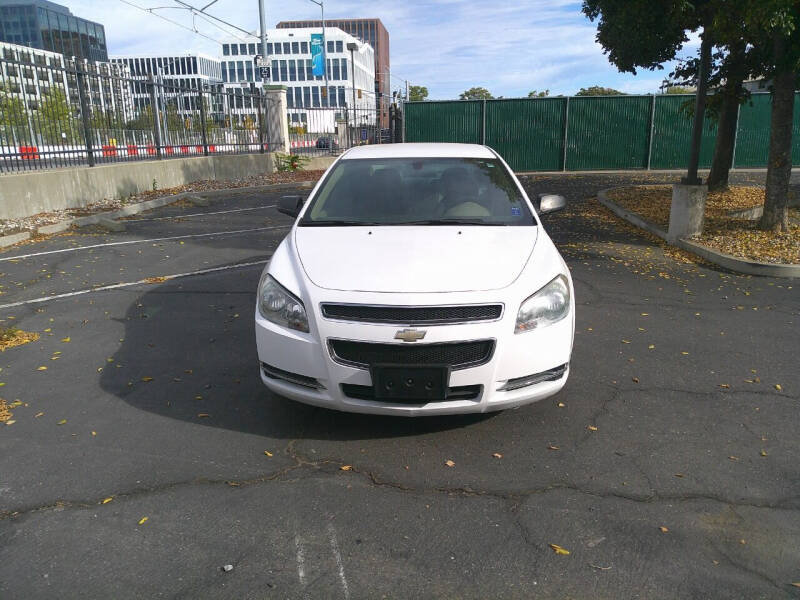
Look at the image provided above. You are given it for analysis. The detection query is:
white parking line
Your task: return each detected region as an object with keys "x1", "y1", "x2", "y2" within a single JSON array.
[
  {"x1": 123, "y1": 204, "x2": 276, "y2": 222},
  {"x1": 0, "y1": 259, "x2": 269, "y2": 310},
  {"x1": 0, "y1": 225, "x2": 288, "y2": 263},
  {"x1": 295, "y1": 535, "x2": 307, "y2": 586},
  {"x1": 327, "y1": 523, "x2": 350, "y2": 600}
]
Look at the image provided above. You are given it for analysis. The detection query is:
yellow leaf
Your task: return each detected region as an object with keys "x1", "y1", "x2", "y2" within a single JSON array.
[
  {"x1": 194, "y1": 395, "x2": 203, "y2": 400},
  {"x1": 659, "y1": 526, "x2": 669, "y2": 533},
  {"x1": 91, "y1": 431, "x2": 97, "y2": 436},
  {"x1": 728, "y1": 456, "x2": 739, "y2": 461},
  {"x1": 621, "y1": 339, "x2": 631, "y2": 344},
  {"x1": 43, "y1": 328, "x2": 51, "y2": 332},
  {"x1": 557, "y1": 402, "x2": 565, "y2": 408},
  {"x1": 5, "y1": 420, "x2": 15, "y2": 425},
  {"x1": 264, "y1": 450, "x2": 273, "y2": 457},
  {"x1": 587, "y1": 425, "x2": 598, "y2": 432},
  {"x1": 681, "y1": 351, "x2": 689, "y2": 355},
  {"x1": 102, "y1": 497, "x2": 113, "y2": 504},
  {"x1": 775, "y1": 384, "x2": 782, "y2": 391},
  {"x1": 444, "y1": 460, "x2": 455, "y2": 468},
  {"x1": 34, "y1": 412, "x2": 44, "y2": 418},
  {"x1": 648, "y1": 344, "x2": 655, "y2": 350},
  {"x1": 141, "y1": 376, "x2": 153, "y2": 382},
  {"x1": 57, "y1": 419, "x2": 67, "y2": 425},
  {"x1": 340, "y1": 465, "x2": 353, "y2": 471},
  {"x1": 197, "y1": 413, "x2": 210, "y2": 418},
  {"x1": 492, "y1": 452, "x2": 503, "y2": 459},
  {"x1": 549, "y1": 544, "x2": 570, "y2": 555},
  {"x1": 641, "y1": 313, "x2": 649, "y2": 316},
  {"x1": 138, "y1": 517, "x2": 148, "y2": 525},
  {"x1": 547, "y1": 444, "x2": 560, "y2": 451},
  {"x1": 760, "y1": 449, "x2": 768, "y2": 457},
  {"x1": 719, "y1": 384, "x2": 730, "y2": 389},
  {"x1": 37, "y1": 366, "x2": 47, "y2": 371},
  {"x1": 61, "y1": 337, "x2": 70, "y2": 343}
]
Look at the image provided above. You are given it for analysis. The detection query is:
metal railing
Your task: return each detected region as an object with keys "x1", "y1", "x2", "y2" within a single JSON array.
[
  {"x1": 0, "y1": 54, "x2": 282, "y2": 173},
  {"x1": 287, "y1": 105, "x2": 387, "y2": 157}
]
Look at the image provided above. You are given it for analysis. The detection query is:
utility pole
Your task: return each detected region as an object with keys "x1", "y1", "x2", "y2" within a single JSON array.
[{"x1": 257, "y1": 0, "x2": 268, "y2": 65}]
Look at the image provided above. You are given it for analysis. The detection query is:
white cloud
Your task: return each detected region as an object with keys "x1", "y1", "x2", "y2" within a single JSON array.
[{"x1": 61, "y1": 0, "x2": 687, "y2": 98}]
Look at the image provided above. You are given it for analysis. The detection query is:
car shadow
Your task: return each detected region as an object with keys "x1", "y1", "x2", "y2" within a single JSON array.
[{"x1": 98, "y1": 272, "x2": 498, "y2": 442}]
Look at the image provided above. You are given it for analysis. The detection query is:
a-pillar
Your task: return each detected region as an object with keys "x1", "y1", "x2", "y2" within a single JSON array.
[{"x1": 263, "y1": 85, "x2": 290, "y2": 153}]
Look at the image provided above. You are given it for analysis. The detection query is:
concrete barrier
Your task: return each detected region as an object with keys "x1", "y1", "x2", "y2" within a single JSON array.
[{"x1": 0, "y1": 153, "x2": 276, "y2": 220}]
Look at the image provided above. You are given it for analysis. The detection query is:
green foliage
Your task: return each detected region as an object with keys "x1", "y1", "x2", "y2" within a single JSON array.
[
  {"x1": 527, "y1": 90, "x2": 550, "y2": 98},
  {"x1": 664, "y1": 86, "x2": 695, "y2": 94},
  {"x1": 289, "y1": 125, "x2": 307, "y2": 134},
  {"x1": 38, "y1": 88, "x2": 81, "y2": 144},
  {"x1": 459, "y1": 87, "x2": 494, "y2": 100},
  {"x1": 0, "y1": 85, "x2": 30, "y2": 143},
  {"x1": 274, "y1": 152, "x2": 311, "y2": 172},
  {"x1": 152, "y1": 178, "x2": 158, "y2": 191},
  {"x1": 575, "y1": 86, "x2": 625, "y2": 96},
  {"x1": 408, "y1": 85, "x2": 429, "y2": 102}
]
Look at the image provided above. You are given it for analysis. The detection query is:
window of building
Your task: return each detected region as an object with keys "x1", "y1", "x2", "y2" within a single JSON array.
[
  {"x1": 341, "y1": 58, "x2": 347, "y2": 81},
  {"x1": 288, "y1": 59, "x2": 296, "y2": 81},
  {"x1": 300, "y1": 41, "x2": 308, "y2": 53},
  {"x1": 237, "y1": 60, "x2": 244, "y2": 81},
  {"x1": 267, "y1": 42, "x2": 273, "y2": 54},
  {"x1": 338, "y1": 86, "x2": 346, "y2": 107},
  {"x1": 336, "y1": 40, "x2": 343, "y2": 52},
  {"x1": 271, "y1": 59, "x2": 279, "y2": 81},
  {"x1": 283, "y1": 42, "x2": 290, "y2": 54},
  {"x1": 294, "y1": 87, "x2": 302, "y2": 107},
  {"x1": 312, "y1": 86, "x2": 320, "y2": 107},
  {"x1": 327, "y1": 40, "x2": 334, "y2": 53},
  {"x1": 297, "y1": 60, "x2": 305, "y2": 81},
  {"x1": 222, "y1": 64, "x2": 228, "y2": 82},
  {"x1": 303, "y1": 86, "x2": 310, "y2": 108},
  {"x1": 279, "y1": 59, "x2": 287, "y2": 81},
  {"x1": 245, "y1": 61, "x2": 253, "y2": 81},
  {"x1": 326, "y1": 58, "x2": 331, "y2": 80},
  {"x1": 223, "y1": 44, "x2": 230, "y2": 56},
  {"x1": 191, "y1": 57, "x2": 197, "y2": 74},
  {"x1": 329, "y1": 86, "x2": 337, "y2": 107},
  {"x1": 248, "y1": 43, "x2": 256, "y2": 55},
  {"x1": 231, "y1": 44, "x2": 238, "y2": 55},
  {"x1": 240, "y1": 43, "x2": 247, "y2": 54},
  {"x1": 274, "y1": 42, "x2": 281, "y2": 54},
  {"x1": 291, "y1": 41, "x2": 299, "y2": 54},
  {"x1": 287, "y1": 88, "x2": 294, "y2": 108},
  {"x1": 332, "y1": 58, "x2": 340, "y2": 80},
  {"x1": 306, "y1": 59, "x2": 313, "y2": 80}
]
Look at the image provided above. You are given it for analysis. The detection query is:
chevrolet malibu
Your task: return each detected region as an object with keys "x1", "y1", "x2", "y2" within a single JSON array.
[{"x1": 255, "y1": 143, "x2": 574, "y2": 416}]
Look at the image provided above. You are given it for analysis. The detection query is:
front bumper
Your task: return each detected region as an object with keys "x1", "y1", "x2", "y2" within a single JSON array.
[{"x1": 255, "y1": 302, "x2": 573, "y2": 416}]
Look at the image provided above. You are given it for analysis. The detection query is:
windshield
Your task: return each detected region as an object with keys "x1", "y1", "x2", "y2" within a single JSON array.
[{"x1": 299, "y1": 157, "x2": 535, "y2": 226}]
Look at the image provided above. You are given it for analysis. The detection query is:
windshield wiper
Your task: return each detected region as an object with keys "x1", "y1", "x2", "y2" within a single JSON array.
[{"x1": 300, "y1": 220, "x2": 384, "y2": 226}]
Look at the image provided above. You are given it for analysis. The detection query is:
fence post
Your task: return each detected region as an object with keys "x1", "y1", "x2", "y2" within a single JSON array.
[
  {"x1": 646, "y1": 94, "x2": 657, "y2": 170},
  {"x1": 148, "y1": 73, "x2": 163, "y2": 159},
  {"x1": 75, "y1": 65, "x2": 95, "y2": 167},
  {"x1": 562, "y1": 96, "x2": 570, "y2": 171},
  {"x1": 481, "y1": 98, "x2": 487, "y2": 145},
  {"x1": 731, "y1": 103, "x2": 741, "y2": 169},
  {"x1": 256, "y1": 87, "x2": 265, "y2": 153},
  {"x1": 198, "y1": 84, "x2": 209, "y2": 157}
]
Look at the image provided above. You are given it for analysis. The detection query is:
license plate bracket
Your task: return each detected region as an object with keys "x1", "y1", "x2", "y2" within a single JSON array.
[{"x1": 371, "y1": 364, "x2": 450, "y2": 401}]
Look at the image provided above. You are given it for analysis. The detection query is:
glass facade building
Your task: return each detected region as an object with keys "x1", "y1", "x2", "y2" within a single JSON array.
[{"x1": 0, "y1": 0, "x2": 107, "y2": 62}]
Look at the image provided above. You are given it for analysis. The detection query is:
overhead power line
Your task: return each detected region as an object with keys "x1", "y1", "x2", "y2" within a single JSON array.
[
  {"x1": 117, "y1": 0, "x2": 224, "y2": 44},
  {"x1": 172, "y1": 0, "x2": 257, "y2": 38}
]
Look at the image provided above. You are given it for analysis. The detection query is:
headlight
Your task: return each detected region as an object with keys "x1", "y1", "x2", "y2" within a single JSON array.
[
  {"x1": 515, "y1": 274, "x2": 570, "y2": 333},
  {"x1": 258, "y1": 274, "x2": 309, "y2": 333}
]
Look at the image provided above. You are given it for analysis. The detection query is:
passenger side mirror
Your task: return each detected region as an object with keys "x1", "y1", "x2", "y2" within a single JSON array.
[
  {"x1": 536, "y1": 194, "x2": 566, "y2": 215},
  {"x1": 278, "y1": 195, "x2": 306, "y2": 218}
]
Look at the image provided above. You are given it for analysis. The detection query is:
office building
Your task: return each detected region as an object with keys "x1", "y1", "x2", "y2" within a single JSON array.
[
  {"x1": 276, "y1": 18, "x2": 388, "y2": 125},
  {"x1": 220, "y1": 27, "x2": 375, "y2": 130},
  {"x1": 0, "y1": 0, "x2": 108, "y2": 61}
]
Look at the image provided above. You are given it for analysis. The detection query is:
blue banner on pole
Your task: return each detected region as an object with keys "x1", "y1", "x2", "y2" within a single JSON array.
[{"x1": 310, "y1": 33, "x2": 325, "y2": 77}]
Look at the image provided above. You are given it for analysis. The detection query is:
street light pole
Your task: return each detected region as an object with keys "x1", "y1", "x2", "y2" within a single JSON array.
[
  {"x1": 257, "y1": 0, "x2": 268, "y2": 65},
  {"x1": 347, "y1": 42, "x2": 358, "y2": 147}
]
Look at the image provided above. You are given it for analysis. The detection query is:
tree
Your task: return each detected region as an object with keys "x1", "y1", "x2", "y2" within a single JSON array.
[
  {"x1": 459, "y1": 87, "x2": 493, "y2": 100},
  {"x1": 663, "y1": 85, "x2": 695, "y2": 94},
  {"x1": 528, "y1": 90, "x2": 550, "y2": 97},
  {"x1": 0, "y1": 84, "x2": 30, "y2": 144},
  {"x1": 575, "y1": 86, "x2": 625, "y2": 96},
  {"x1": 38, "y1": 88, "x2": 81, "y2": 144},
  {"x1": 408, "y1": 85, "x2": 428, "y2": 102}
]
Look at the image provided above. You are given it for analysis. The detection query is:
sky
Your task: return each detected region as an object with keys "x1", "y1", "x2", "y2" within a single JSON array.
[{"x1": 61, "y1": 0, "x2": 699, "y2": 99}]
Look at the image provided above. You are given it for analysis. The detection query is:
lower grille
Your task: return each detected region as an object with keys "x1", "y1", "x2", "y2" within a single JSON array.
[
  {"x1": 321, "y1": 303, "x2": 503, "y2": 324},
  {"x1": 498, "y1": 363, "x2": 568, "y2": 391},
  {"x1": 261, "y1": 363, "x2": 322, "y2": 389},
  {"x1": 342, "y1": 383, "x2": 482, "y2": 403},
  {"x1": 329, "y1": 339, "x2": 495, "y2": 370}
]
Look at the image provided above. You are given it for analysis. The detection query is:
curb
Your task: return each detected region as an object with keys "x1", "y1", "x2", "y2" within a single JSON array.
[
  {"x1": 597, "y1": 188, "x2": 800, "y2": 279},
  {"x1": 0, "y1": 230, "x2": 31, "y2": 248},
  {"x1": 33, "y1": 180, "x2": 315, "y2": 236}
]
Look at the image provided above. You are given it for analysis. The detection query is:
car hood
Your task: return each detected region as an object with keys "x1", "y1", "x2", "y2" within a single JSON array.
[{"x1": 294, "y1": 226, "x2": 538, "y2": 293}]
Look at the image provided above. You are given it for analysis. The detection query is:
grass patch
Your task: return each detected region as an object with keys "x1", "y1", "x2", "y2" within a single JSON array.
[{"x1": 607, "y1": 186, "x2": 800, "y2": 264}]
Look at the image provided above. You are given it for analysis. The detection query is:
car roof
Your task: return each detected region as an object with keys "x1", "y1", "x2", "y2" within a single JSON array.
[{"x1": 341, "y1": 143, "x2": 496, "y2": 160}]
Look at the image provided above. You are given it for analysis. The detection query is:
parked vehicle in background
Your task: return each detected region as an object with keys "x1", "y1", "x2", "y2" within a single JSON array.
[
  {"x1": 256, "y1": 143, "x2": 574, "y2": 415},
  {"x1": 315, "y1": 137, "x2": 339, "y2": 150}
]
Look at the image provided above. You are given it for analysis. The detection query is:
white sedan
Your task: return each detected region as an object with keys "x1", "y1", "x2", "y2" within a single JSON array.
[{"x1": 255, "y1": 143, "x2": 574, "y2": 416}]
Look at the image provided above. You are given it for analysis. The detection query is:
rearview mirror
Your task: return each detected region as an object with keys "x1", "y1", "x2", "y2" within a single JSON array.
[
  {"x1": 537, "y1": 194, "x2": 566, "y2": 215},
  {"x1": 278, "y1": 195, "x2": 306, "y2": 218}
]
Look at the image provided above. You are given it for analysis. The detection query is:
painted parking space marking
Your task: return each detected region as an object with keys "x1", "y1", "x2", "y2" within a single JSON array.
[{"x1": 123, "y1": 204, "x2": 277, "y2": 222}]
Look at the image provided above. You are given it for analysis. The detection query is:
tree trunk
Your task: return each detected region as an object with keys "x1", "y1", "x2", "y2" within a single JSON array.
[
  {"x1": 707, "y1": 47, "x2": 745, "y2": 192},
  {"x1": 760, "y1": 36, "x2": 796, "y2": 232},
  {"x1": 684, "y1": 33, "x2": 712, "y2": 185}
]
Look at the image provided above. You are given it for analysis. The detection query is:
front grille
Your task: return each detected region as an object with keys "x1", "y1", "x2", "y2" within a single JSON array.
[
  {"x1": 342, "y1": 383, "x2": 482, "y2": 403},
  {"x1": 321, "y1": 303, "x2": 503, "y2": 325},
  {"x1": 328, "y1": 339, "x2": 495, "y2": 370}
]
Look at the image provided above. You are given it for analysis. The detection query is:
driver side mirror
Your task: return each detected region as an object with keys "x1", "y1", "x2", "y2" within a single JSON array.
[
  {"x1": 278, "y1": 195, "x2": 306, "y2": 218},
  {"x1": 536, "y1": 194, "x2": 566, "y2": 215}
]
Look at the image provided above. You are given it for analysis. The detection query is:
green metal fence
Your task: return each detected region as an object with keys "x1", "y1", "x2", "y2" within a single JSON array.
[{"x1": 404, "y1": 92, "x2": 795, "y2": 172}]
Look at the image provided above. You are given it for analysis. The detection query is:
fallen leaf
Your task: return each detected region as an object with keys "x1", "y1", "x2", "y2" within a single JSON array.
[
  {"x1": 681, "y1": 351, "x2": 690, "y2": 355},
  {"x1": 791, "y1": 583, "x2": 800, "y2": 588},
  {"x1": 674, "y1": 473, "x2": 685, "y2": 478},
  {"x1": 141, "y1": 376, "x2": 153, "y2": 382},
  {"x1": 5, "y1": 420, "x2": 15, "y2": 425},
  {"x1": 444, "y1": 460, "x2": 455, "y2": 468},
  {"x1": 659, "y1": 526, "x2": 669, "y2": 533},
  {"x1": 549, "y1": 544, "x2": 570, "y2": 555},
  {"x1": 37, "y1": 366, "x2": 47, "y2": 371},
  {"x1": 492, "y1": 452, "x2": 503, "y2": 459},
  {"x1": 102, "y1": 497, "x2": 113, "y2": 504},
  {"x1": 719, "y1": 384, "x2": 730, "y2": 389},
  {"x1": 739, "y1": 539, "x2": 746, "y2": 545},
  {"x1": 34, "y1": 412, "x2": 44, "y2": 418},
  {"x1": 775, "y1": 384, "x2": 782, "y2": 391},
  {"x1": 621, "y1": 339, "x2": 631, "y2": 344},
  {"x1": 91, "y1": 431, "x2": 97, "y2": 436},
  {"x1": 557, "y1": 402, "x2": 565, "y2": 407},
  {"x1": 138, "y1": 517, "x2": 148, "y2": 525},
  {"x1": 728, "y1": 456, "x2": 740, "y2": 461},
  {"x1": 61, "y1": 337, "x2": 70, "y2": 343},
  {"x1": 340, "y1": 465, "x2": 353, "y2": 471},
  {"x1": 547, "y1": 444, "x2": 560, "y2": 451},
  {"x1": 264, "y1": 450, "x2": 273, "y2": 457},
  {"x1": 641, "y1": 313, "x2": 649, "y2": 316},
  {"x1": 632, "y1": 377, "x2": 640, "y2": 383},
  {"x1": 587, "y1": 425, "x2": 598, "y2": 432},
  {"x1": 57, "y1": 419, "x2": 67, "y2": 425},
  {"x1": 760, "y1": 449, "x2": 768, "y2": 457},
  {"x1": 197, "y1": 413, "x2": 210, "y2": 418}
]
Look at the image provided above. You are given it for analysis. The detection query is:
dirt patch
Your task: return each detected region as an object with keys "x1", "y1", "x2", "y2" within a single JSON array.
[{"x1": 606, "y1": 185, "x2": 799, "y2": 264}]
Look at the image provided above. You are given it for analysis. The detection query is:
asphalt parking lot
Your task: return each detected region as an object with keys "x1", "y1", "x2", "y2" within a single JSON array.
[{"x1": 0, "y1": 172, "x2": 798, "y2": 599}]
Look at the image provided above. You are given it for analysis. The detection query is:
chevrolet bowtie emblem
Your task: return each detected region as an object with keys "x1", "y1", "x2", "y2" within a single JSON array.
[{"x1": 394, "y1": 328, "x2": 426, "y2": 342}]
